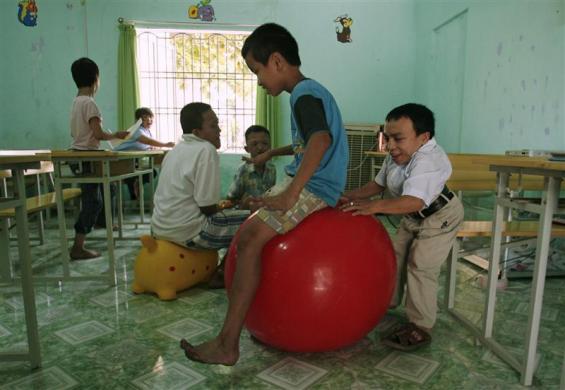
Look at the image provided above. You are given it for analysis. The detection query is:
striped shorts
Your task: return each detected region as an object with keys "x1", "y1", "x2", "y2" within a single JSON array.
[{"x1": 186, "y1": 209, "x2": 250, "y2": 250}]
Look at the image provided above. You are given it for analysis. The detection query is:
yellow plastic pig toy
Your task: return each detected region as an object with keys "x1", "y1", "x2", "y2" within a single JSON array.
[{"x1": 132, "y1": 235, "x2": 218, "y2": 300}]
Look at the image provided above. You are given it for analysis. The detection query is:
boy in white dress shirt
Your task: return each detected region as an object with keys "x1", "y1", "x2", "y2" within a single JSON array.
[{"x1": 342, "y1": 103, "x2": 464, "y2": 351}]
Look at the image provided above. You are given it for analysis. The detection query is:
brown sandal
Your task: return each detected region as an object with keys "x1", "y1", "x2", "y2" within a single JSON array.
[{"x1": 382, "y1": 322, "x2": 431, "y2": 351}]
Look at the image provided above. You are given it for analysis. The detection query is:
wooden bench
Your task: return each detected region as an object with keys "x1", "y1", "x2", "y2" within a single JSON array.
[
  {"x1": 0, "y1": 188, "x2": 81, "y2": 218},
  {"x1": 447, "y1": 153, "x2": 547, "y2": 192},
  {"x1": 367, "y1": 151, "x2": 549, "y2": 192},
  {"x1": 1, "y1": 160, "x2": 82, "y2": 244},
  {"x1": 457, "y1": 220, "x2": 565, "y2": 238}
]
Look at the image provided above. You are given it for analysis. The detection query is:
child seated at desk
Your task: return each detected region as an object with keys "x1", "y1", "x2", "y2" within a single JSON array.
[
  {"x1": 113, "y1": 107, "x2": 175, "y2": 201},
  {"x1": 341, "y1": 103, "x2": 464, "y2": 351},
  {"x1": 226, "y1": 125, "x2": 276, "y2": 210},
  {"x1": 68, "y1": 57, "x2": 129, "y2": 260},
  {"x1": 151, "y1": 102, "x2": 250, "y2": 286}
]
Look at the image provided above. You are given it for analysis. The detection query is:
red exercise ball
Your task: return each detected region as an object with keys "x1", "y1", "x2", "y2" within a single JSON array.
[{"x1": 225, "y1": 207, "x2": 396, "y2": 353}]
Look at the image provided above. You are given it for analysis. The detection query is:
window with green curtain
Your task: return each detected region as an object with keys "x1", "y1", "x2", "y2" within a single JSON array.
[
  {"x1": 255, "y1": 86, "x2": 282, "y2": 148},
  {"x1": 117, "y1": 23, "x2": 140, "y2": 130}
]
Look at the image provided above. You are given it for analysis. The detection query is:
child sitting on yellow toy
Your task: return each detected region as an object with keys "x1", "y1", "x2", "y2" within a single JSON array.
[{"x1": 151, "y1": 102, "x2": 250, "y2": 287}]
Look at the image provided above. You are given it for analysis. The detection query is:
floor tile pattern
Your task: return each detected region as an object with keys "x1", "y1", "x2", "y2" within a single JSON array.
[{"x1": 0, "y1": 214, "x2": 564, "y2": 389}]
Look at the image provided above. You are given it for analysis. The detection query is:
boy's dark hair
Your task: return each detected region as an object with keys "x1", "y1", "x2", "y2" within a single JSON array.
[
  {"x1": 71, "y1": 57, "x2": 99, "y2": 88},
  {"x1": 245, "y1": 125, "x2": 270, "y2": 140},
  {"x1": 180, "y1": 102, "x2": 212, "y2": 134},
  {"x1": 241, "y1": 23, "x2": 301, "y2": 66},
  {"x1": 386, "y1": 103, "x2": 435, "y2": 138},
  {"x1": 135, "y1": 107, "x2": 154, "y2": 120}
]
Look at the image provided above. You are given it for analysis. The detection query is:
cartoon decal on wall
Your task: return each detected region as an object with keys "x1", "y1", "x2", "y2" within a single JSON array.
[
  {"x1": 334, "y1": 14, "x2": 353, "y2": 43},
  {"x1": 18, "y1": 0, "x2": 38, "y2": 27},
  {"x1": 188, "y1": 0, "x2": 215, "y2": 22}
]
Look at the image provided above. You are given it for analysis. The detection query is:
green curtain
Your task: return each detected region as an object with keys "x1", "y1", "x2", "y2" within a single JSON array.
[
  {"x1": 255, "y1": 86, "x2": 282, "y2": 148},
  {"x1": 117, "y1": 24, "x2": 140, "y2": 130}
]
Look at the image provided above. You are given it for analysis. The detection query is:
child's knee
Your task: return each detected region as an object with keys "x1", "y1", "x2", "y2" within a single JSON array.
[{"x1": 237, "y1": 219, "x2": 274, "y2": 254}]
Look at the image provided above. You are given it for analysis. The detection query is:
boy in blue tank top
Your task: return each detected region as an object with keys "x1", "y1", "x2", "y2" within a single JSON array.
[{"x1": 180, "y1": 23, "x2": 348, "y2": 365}]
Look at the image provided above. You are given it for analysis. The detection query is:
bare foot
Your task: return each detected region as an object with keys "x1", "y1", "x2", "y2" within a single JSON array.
[
  {"x1": 180, "y1": 338, "x2": 239, "y2": 366},
  {"x1": 70, "y1": 247, "x2": 100, "y2": 260}
]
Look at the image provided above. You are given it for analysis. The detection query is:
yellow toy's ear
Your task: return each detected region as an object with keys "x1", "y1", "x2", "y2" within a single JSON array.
[{"x1": 140, "y1": 235, "x2": 157, "y2": 252}]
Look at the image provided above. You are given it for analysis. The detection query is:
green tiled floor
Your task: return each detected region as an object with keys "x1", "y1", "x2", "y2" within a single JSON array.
[{"x1": 1, "y1": 215, "x2": 564, "y2": 389}]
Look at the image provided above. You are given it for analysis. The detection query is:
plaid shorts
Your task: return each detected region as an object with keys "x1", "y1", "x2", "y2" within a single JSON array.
[
  {"x1": 187, "y1": 209, "x2": 250, "y2": 250},
  {"x1": 256, "y1": 176, "x2": 327, "y2": 234}
]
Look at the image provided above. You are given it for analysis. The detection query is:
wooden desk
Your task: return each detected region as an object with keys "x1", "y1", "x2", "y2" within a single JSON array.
[
  {"x1": 482, "y1": 157, "x2": 564, "y2": 385},
  {"x1": 42, "y1": 150, "x2": 164, "y2": 286},
  {"x1": 447, "y1": 156, "x2": 565, "y2": 386},
  {"x1": 0, "y1": 151, "x2": 43, "y2": 368}
]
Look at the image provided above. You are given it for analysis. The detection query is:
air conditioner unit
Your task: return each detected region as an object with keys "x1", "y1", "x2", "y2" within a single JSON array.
[{"x1": 345, "y1": 123, "x2": 384, "y2": 191}]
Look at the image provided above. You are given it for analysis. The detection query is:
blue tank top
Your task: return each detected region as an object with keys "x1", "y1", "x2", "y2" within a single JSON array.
[{"x1": 285, "y1": 79, "x2": 349, "y2": 206}]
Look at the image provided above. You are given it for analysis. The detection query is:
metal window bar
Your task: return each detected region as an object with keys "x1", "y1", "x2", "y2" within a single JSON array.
[{"x1": 136, "y1": 29, "x2": 257, "y2": 152}]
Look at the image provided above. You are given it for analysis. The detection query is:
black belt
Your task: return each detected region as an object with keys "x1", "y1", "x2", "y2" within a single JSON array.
[{"x1": 410, "y1": 186, "x2": 454, "y2": 220}]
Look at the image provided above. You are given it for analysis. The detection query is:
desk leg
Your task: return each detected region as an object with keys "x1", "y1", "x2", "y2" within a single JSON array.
[
  {"x1": 149, "y1": 159, "x2": 155, "y2": 212},
  {"x1": 35, "y1": 175, "x2": 45, "y2": 246},
  {"x1": 0, "y1": 218, "x2": 12, "y2": 282},
  {"x1": 484, "y1": 171, "x2": 509, "y2": 338},
  {"x1": 102, "y1": 166, "x2": 116, "y2": 286},
  {"x1": 117, "y1": 180, "x2": 123, "y2": 240},
  {"x1": 54, "y1": 163, "x2": 71, "y2": 277},
  {"x1": 13, "y1": 170, "x2": 41, "y2": 368},
  {"x1": 521, "y1": 176, "x2": 560, "y2": 386},
  {"x1": 139, "y1": 173, "x2": 145, "y2": 224},
  {"x1": 150, "y1": 159, "x2": 155, "y2": 211}
]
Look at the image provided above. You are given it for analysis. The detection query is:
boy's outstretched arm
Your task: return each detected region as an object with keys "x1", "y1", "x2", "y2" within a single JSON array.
[
  {"x1": 138, "y1": 135, "x2": 175, "y2": 148},
  {"x1": 343, "y1": 195, "x2": 425, "y2": 216},
  {"x1": 90, "y1": 117, "x2": 128, "y2": 140},
  {"x1": 340, "y1": 181, "x2": 384, "y2": 205},
  {"x1": 262, "y1": 132, "x2": 331, "y2": 211},
  {"x1": 242, "y1": 144, "x2": 294, "y2": 165}
]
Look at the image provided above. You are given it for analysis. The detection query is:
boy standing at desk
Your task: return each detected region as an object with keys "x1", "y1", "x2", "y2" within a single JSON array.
[
  {"x1": 226, "y1": 125, "x2": 276, "y2": 210},
  {"x1": 180, "y1": 23, "x2": 348, "y2": 365},
  {"x1": 342, "y1": 103, "x2": 464, "y2": 351},
  {"x1": 69, "y1": 57, "x2": 128, "y2": 260}
]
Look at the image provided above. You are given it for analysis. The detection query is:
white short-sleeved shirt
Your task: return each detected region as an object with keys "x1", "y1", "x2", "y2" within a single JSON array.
[
  {"x1": 375, "y1": 138, "x2": 452, "y2": 207},
  {"x1": 151, "y1": 134, "x2": 220, "y2": 244},
  {"x1": 70, "y1": 95, "x2": 102, "y2": 150}
]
